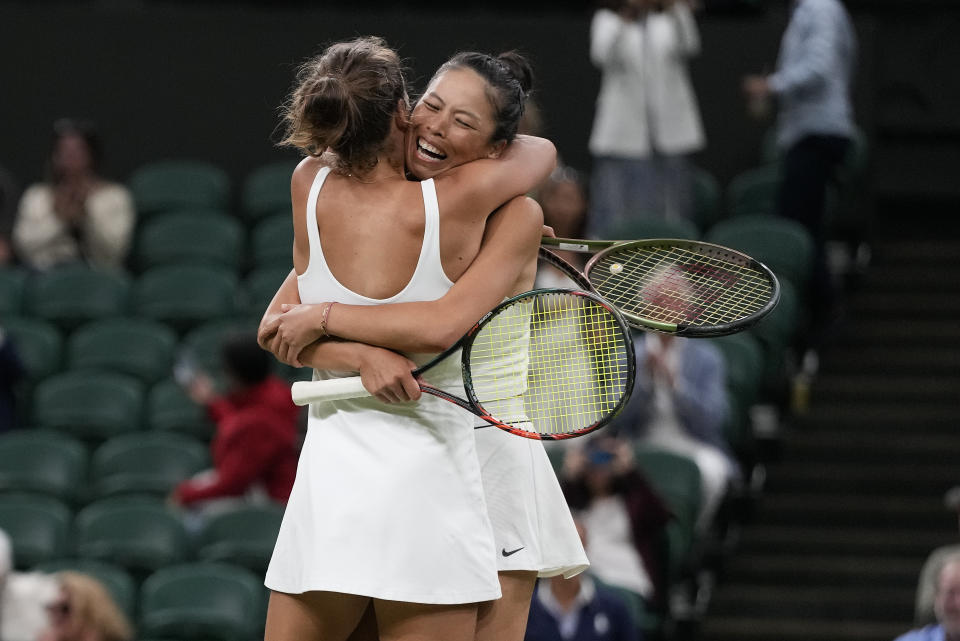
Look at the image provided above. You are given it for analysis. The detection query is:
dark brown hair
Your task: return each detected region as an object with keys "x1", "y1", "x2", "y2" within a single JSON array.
[
  {"x1": 429, "y1": 50, "x2": 534, "y2": 145},
  {"x1": 280, "y1": 36, "x2": 409, "y2": 172}
]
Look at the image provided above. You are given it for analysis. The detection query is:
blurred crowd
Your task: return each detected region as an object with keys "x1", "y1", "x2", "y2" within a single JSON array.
[{"x1": 4, "y1": 1, "x2": 927, "y2": 640}]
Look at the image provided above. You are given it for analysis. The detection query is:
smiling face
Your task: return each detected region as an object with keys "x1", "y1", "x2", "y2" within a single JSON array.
[{"x1": 405, "y1": 67, "x2": 504, "y2": 180}]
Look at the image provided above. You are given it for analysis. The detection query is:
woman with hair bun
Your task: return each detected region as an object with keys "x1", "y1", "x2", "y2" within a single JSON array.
[
  {"x1": 263, "y1": 44, "x2": 588, "y2": 641},
  {"x1": 260, "y1": 37, "x2": 561, "y2": 641}
]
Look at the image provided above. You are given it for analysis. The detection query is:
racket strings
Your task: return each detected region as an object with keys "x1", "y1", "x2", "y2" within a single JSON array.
[
  {"x1": 590, "y1": 245, "x2": 773, "y2": 327},
  {"x1": 468, "y1": 293, "x2": 632, "y2": 436}
]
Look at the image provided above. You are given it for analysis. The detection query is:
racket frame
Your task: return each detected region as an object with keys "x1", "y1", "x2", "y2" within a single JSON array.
[
  {"x1": 457, "y1": 288, "x2": 636, "y2": 440},
  {"x1": 539, "y1": 237, "x2": 781, "y2": 337},
  {"x1": 291, "y1": 288, "x2": 637, "y2": 441}
]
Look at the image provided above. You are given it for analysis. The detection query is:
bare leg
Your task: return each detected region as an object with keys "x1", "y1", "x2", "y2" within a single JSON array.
[
  {"x1": 265, "y1": 590, "x2": 371, "y2": 641},
  {"x1": 475, "y1": 571, "x2": 537, "y2": 641},
  {"x1": 375, "y1": 598, "x2": 479, "y2": 641}
]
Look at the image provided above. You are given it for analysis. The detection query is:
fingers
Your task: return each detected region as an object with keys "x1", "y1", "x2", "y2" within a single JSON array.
[{"x1": 400, "y1": 373, "x2": 422, "y2": 402}]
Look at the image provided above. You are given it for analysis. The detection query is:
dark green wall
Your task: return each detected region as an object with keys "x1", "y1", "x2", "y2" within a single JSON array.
[{"x1": 3, "y1": 2, "x2": 952, "y2": 204}]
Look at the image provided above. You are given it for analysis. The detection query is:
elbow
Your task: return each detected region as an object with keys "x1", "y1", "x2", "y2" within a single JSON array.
[{"x1": 420, "y1": 326, "x2": 463, "y2": 353}]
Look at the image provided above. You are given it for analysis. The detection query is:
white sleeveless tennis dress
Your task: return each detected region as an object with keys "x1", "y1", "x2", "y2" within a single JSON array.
[{"x1": 264, "y1": 166, "x2": 501, "y2": 604}]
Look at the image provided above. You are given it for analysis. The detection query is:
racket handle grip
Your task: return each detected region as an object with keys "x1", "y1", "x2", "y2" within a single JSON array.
[{"x1": 291, "y1": 377, "x2": 371, "y2": 406}]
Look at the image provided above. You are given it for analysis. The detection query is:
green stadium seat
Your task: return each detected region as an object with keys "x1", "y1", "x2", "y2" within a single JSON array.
[
  {"x1": 747, "y1": 277, "x2": 802, "y2": 353},
  {"x1": 725, "y1": 164, "x2": 780, "y2": 218},
  {"x1": 196, "y1": 504, "x2": 284, "y2": 573},
  {"x1": 129, "y1": 160, "x2": 231, "y2": 217},
  {"x1": 607, "y1": 216, "x2": 700, "y2": 242},
  {"x1": 32, "y1": 371, "x2": 145, "y2": 442},
  {"x1": 3, "y1": 317, "x2": 63, "y2": 381},
  {"x1": 90, "y1": 432, "x2": 209, "y2": 499},
  {"x1": 244, "y1": 266, "x2": 290, "y2": 318},
  {"x1": 251, "y1": 213, "x2": 293, "y2": 270},
  {"x1": 706, "y1": 215, "x2": 815, "y2": 289},
  {"x1": 0, "y1": 267, "x2": 26, "y2": 316},
  {"x1": 0, "y1": 430, "x2": 88, "y2": 502},
  {"x1": 75, "y1": 497, "x2": 190, "y2": 575},
  {"x1": 25, "y1": 266, "x2": 130, "y2": 330},
  {"x1": 139, "y1": 562, "x2": 265, "y2": 641},
  {"x1": 135, "y1": 211, "x2": 246, "y2": 272},
  {"x1": 710, "y1": 333, "x2": 765, "y2": 410},
  {"x1": 0, "y1": 493, "x2": 71, "y2": 569},
  {"x1": 132, "y1": 265, "x2": 241, "y2": 333},
  {"x1": 633, "y1": 447, "x2": 702, "y2": 580},
  {"x1": 710, "y1": 333, "x2": 766, "y2": 462},
  {"x1": 241, "y1": 160, "x2": 298, "y2": 222},
  {"x1": 36, "y1": 558, "x2": 138, "y2": 617},
  {"x1": 146, "y1": 378, "x2": 214, "y2": 440},
  {"x1": 691, "y1": 166, "x2": 723, "y2": 232},
  {"x1": 760, "y1": 128, "x2": 781, "y2": 165},
  {"x1": 68, "y1": 318, "x2": 178, "y2": 384}
]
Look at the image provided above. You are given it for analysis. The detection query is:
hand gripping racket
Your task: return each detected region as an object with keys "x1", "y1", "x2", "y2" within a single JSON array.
[
  {"x1": 291, "y1": 289, "x2": 636, "y2": 440},
  {"x1": 540, "y1": 237, "x2": 780, "y2": 337}
]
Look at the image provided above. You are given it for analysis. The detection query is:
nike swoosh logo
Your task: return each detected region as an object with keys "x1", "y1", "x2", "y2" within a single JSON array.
[{"x1": 502, "y1": 546, "x2": 524, "y2": 557}]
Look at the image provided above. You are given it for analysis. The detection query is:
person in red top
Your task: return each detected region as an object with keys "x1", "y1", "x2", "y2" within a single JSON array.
[{"x1": 170, "y1": 334, "x2": 302, "y2": 513}]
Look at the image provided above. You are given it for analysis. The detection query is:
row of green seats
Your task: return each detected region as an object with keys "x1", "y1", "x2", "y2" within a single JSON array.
[
  {"x1": 0, "y1": 493, "x2": 282, "y2": 577},
  {"x1": 130, "y1": 159, "x2": 297, "y2": 225},
  {"x1": 0, "y1": 264, "x2": 289, "y2": 332}
]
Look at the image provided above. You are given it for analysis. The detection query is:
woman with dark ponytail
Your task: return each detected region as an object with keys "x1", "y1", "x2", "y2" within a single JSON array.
[{"x1": 259, "y1": 38, "x2": 563, "y2": 641}]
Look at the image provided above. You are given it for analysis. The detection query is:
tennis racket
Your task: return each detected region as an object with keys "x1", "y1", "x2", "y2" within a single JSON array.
[
  {"x1": 291, "y1": 288, "x2": 636, "y2": 440},
  {"x1": 540, "y1": 237, "x2": 780, "y2": 337}
]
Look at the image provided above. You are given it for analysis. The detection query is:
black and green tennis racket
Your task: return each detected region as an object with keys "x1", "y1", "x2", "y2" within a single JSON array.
[
  {"x1": 540, "y1": 237, "x2": 780, "y2": 337},
  {"x1": 291, "y1": 288, "x2": 635, "y2": 440}
]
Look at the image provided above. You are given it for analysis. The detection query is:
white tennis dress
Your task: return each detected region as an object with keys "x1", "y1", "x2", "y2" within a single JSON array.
[
  {"x1": 264, "y1": 166, "x2": 501, "y2": 604},
  {"x1": 465, "y1": 297, "x2": 588, "y2": 579}
]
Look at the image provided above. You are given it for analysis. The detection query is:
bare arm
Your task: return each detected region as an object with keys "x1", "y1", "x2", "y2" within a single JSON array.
[
  {"x1": 263, "y1": 196, "x2": 543, "y2": 356},
  {"x1": 436, "y1": 136, "x2": 555, "y2": 225}
]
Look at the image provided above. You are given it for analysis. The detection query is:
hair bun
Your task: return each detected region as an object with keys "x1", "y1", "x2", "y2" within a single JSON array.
[
  {"x1": 305, "y1": 75, "x2": 352, "y2": 134},
  {"x1": 496, "y1": 51, "x2": 534, "y2": 96}
]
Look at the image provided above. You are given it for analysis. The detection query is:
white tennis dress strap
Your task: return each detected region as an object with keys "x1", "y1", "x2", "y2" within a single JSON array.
[
  {"x1": 301, "y1": 166, "x2": 332, "y2": 278},
  {"x1": 417, "y1": 178, "x2": 448, "y2": 287}
]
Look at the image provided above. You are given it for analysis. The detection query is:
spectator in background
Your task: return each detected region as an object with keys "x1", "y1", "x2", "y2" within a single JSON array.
[
  {"x1": 535, "y1": 165, "x2": 590, "y2": 289},
  {"x1": 742, "y1": 0, "x2": 857, "y2": 347},
  {"x1": 13, "y1": 119, "x2": 135, "y2": 272},
  {"x1": 169, "y1": 334, "x2": 301, "y2": 530},
  {"x1": 0, "y1": 165, "x2": 18, "y2": 265},
  {"x1": 0, "y1": 528, "x2": 61, "y2": 641},
  {"x1": 560, "y1": 437, "x2": 672, "y2": 609},
  {"x1": 610, "y1": 329, "x2": 735, "y2": 534},
  {"x1": 38, "y1": 572, "x2": 133, "y2": 641},
  {"x1": 525, "y1": 518, "x2": 642, "y2": 641},
  {"x1": 587, "y1": 0, "x2": 706, "y2": 237},
  {"x1": 896, "y1": 554, "x2": 960, "y2": 641},
  {"x1": 0, "y1": 327, "x2": 25, "y2": 434}
]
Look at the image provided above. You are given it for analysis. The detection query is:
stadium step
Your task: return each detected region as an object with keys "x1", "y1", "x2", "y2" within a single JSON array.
[
  {"x1": 698, "y1": 220, "x2": 958, "y2": 641},
  {"x1": 737, "y1": 524, "x2": 956, "y2": 557},
  {"x1": 708, "y1": 584, "x2": 915, "y2": 622},
  {"x1": 699, "y1": 615, "x2": 908, "y2": 641},
  {"x1": 764, "y1": 460, "x2": 957, "y2": 495},
  {"x1": 721, "y1": 553, "x2": 923, "y2": 587},
  {"x1": 810, "y1": 374, "x2": 960, "y2": 403},
  {"x1": 783, "y1": 428, "x2": 960, "y2": 464}
]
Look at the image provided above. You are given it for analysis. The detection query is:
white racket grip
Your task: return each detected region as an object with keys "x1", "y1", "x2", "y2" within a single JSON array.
[{"x1": 291, "y1": 377, "x2": 372, "y2": 406}]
